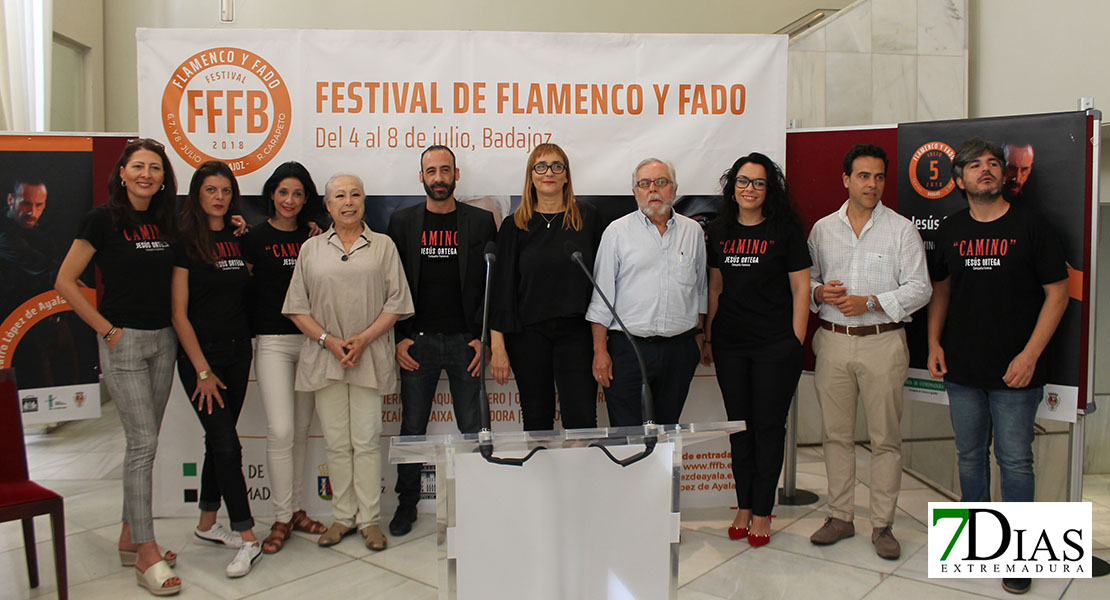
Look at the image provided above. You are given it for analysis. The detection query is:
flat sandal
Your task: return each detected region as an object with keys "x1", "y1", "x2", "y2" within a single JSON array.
[
  {"x1": 291, "y1": 509, "x2": 326, "y2": 534},
  {"x1": 262, "y1": 521, "x2": 291, "y2": 554}
]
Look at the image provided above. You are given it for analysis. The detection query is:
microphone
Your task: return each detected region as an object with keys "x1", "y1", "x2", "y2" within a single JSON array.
[
  {"x1": 484, "y1": 241, "x2": 497, "y2": 264},
  {"x1": 566, "y1": 242, "x2": 658, "y2": 467}
]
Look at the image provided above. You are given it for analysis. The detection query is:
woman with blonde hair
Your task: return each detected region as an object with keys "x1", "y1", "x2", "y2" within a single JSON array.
[{"x1": 489, "y1": 143, "x2": 602, "y2": 430}]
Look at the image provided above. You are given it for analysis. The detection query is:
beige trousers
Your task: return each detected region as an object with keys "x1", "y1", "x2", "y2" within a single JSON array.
[
  {"x1": 813, "y1": 327, "x2": 909, "y2": 528},
  {"x1": 315, "y1": 382, "x2": 383, "y2": 529}
]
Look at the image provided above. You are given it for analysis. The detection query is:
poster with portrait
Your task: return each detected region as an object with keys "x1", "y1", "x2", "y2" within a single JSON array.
[
  {"x1": 0, "y1": 135, "x2": 101, "y2": 425},
  {"x1": 896, "y1": 112, "x2": 1091, "y2": 422}
]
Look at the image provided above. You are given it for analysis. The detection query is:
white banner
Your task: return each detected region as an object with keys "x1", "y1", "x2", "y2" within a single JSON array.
[
  {"x1": 140, "y1": 29, "x2": 786, "y2": 517},
  {"x1": 137, "y1": 29, "x2": 786, "y2": 194}
]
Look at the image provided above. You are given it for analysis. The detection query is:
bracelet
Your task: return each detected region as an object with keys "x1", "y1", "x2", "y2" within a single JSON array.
[
  {"x1": 103, "y1": 327, "x2": 118, "y2": 341},
  {"x1": 197, "y1": 370, "x2": 211, "y2": 381},
  {"x1": 704, "y1": 339, "x2": 712, "y2": 344},
  {"x1": 318, "y1": 332, "x2": 329, "y2": 347}
]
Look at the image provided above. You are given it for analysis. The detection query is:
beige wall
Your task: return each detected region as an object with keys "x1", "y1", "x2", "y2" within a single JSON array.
[
  {"x1": 101, "y1": 0, "x2": 850, "y2": 131},
  {"x1": 53, "y1": 0, "x2": 104, "y2": 130}
]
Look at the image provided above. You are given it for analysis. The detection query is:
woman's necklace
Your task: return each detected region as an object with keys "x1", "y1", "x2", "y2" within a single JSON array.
[{"x1": 538, "y1": 211, "x2": 561, "y2": 229}]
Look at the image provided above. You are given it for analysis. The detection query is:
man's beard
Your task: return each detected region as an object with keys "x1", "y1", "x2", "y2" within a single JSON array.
[{"x1": 424, "y1": 180, "x2": 455, "y2": 201}]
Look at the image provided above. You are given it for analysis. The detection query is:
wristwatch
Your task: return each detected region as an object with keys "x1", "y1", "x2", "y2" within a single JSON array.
[
  {"x1": 318, "y1": 332, "x2": 329, "y2": 347},
  {"x1": 197, "y1": 370, "x2": 211, "y2": 381},
  {"x1": 865, "y1": 296, "x2": 877, "y2": 312}
]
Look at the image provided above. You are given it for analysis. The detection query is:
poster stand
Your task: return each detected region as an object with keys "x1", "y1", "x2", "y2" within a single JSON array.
[{"x1": 389, "y1": 421, "x2": 743, "y2": 600}]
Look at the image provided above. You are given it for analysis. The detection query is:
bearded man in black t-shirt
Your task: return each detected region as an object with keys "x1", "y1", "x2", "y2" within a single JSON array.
[
  {"x1": 386, "y1": 146, "x2": 497, "y2": 537},
  {"x1": 926, "y1": 137, "x2": 1068, "y2": 597}
]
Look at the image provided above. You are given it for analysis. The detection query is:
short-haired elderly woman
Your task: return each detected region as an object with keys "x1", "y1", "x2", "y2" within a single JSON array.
[{"x1": 282, "y1": 173, "x2": 413, "y2": 551}]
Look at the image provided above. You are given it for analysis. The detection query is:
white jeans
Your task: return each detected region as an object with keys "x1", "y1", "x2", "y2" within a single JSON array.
[
  {"x1": 255, "y1": 334, "x2": 317, "y2": 523},
  {"x1": 315, "y1": 382, "x2": 383, "y2": 529}
]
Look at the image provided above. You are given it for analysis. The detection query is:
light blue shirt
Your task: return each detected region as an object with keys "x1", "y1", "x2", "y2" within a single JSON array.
[{"x1": 586, "y1": 210, "x2": 707, "y2": 337}]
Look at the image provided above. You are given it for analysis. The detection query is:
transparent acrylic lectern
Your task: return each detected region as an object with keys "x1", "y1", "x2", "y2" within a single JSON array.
[{"x1": 389, "y1": 420, "x2": 743, "y2": 600}]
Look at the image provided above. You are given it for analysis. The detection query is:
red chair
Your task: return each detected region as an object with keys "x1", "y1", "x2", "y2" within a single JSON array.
[{"x1": 0, "y1": 368, "x2": 67, "y2": 599}]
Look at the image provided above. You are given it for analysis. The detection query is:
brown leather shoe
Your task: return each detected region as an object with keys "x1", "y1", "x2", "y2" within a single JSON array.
[
  {"x1": 809, "y1": 517, "x2": 855, "y2": 545},
  {"x1": 872, "y1": 526, "x2": 901, "y2": 559},
  {"x1": 361, "y1": 525, "x2": 388, "y2": 551},
  {"x1": 317, "y1": 522, "x2": 355, "y2": 547}
]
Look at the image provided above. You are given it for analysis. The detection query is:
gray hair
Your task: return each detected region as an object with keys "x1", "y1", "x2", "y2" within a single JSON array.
[
  {"x1": 952, "y1": 137, "x2": 1004, "y2": 181},
  {"x1": 323, "y1": 173, "x2": 365, "y2": 202},
  {"x1": 632, "y1": 158, "x2": 677, "y2": 188}
]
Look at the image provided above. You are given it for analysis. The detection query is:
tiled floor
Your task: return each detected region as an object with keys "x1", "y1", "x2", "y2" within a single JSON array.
[{"x1": 4, "y1": 401, "x2": 1110, "y2": 599}]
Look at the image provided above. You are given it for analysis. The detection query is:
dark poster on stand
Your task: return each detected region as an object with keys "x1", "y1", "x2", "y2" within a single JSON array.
[
  {"x1": 0, "y1": 136, "x2": 100, "y2": 424},
  {"x1": 896, "y1": 112, "x2": 1089, "y2": 420}
]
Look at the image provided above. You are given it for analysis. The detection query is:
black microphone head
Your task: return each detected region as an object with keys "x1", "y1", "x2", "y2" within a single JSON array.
[
  {"x1": 484, "y1": 241, "x2": 497, "y2": 263},
  {"x1": 564, "y1": 241, "x2": 583, "y2": 262}
]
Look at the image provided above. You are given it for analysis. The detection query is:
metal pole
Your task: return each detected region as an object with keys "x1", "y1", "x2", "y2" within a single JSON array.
[{"x1": 779, "y1": 388, "x2": 818, "y2": 505}]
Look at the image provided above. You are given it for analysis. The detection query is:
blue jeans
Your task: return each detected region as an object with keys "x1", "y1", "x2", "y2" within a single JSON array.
[
  {"x1": 395, "y1": 332, "x2": 482, "y2": 507},
  {"x1": 945, "y1": 381, "x2": 1042, "y2": 502}
]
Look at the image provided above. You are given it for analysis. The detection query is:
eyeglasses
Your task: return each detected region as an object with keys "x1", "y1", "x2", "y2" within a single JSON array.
[
  {"x1": 635, "y1": 178, "x2": 673, "y2": 189},
  {"x1": 735, "y1": 176, "x2": 767, "y2": 191},
  {"x1": 533, "y1": 162, "x2": 566, "y2": 174}
]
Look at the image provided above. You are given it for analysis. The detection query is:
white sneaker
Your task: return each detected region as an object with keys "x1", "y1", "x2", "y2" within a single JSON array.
[
  {"x1": 226, "y1": 541, "x2": 262, "y2": 578},
  {"x1": 194, "y1": 523, "x2": 243, "y2": 548}
]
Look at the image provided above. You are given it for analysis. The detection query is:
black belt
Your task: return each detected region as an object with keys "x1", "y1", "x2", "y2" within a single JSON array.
[{"x1": 611, "y1": 328, "x2": 699, "y2": 343}]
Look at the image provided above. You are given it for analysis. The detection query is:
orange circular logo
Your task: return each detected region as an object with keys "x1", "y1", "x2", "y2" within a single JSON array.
[
  {"x1": 908, "y1": 141, "x2": 956, "y2": 199},
  {"x1": 160, "y1": 47, "x2": 291, "y2": 177}
]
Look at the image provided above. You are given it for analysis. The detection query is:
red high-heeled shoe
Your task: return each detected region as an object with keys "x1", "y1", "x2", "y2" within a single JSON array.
[
  {"x1": 747, "y1": 515, "x2": 776, "y2": 548},
  {"x1": 727, "y1": 525, "x2": 748, "y2": 540}
]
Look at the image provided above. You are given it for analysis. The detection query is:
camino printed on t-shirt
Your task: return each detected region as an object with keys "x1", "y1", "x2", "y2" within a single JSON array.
[
  {"x1": 122, "y1": 223, "x2": 171, "y2": 252},
  {"x1": 263, "y1": 241, "x2": 300, "y2": 267},
  {"x1": 214, "y1": 238, "x2": 246, "y2": 271},
  {"x1": 421, "y1": 228, "x2": 458, "y2": 258},
  {"x1": 719, "y1": 236, "x2": 773, "y2": 267},
  {"x1": 955, "y1": 236, "x2": 1013, "y2": 271}
]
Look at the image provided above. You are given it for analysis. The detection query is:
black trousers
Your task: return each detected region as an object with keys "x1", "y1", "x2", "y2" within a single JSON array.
[
  {"x1": 177, "y1": 337, "x2": 255, "y2": 531},
  {"x1": 604, "y1": 332, "x2": 700, "y2": 427},
  {"x1": 713, "y1": 335, "x2": 803, "y2": 516},
  {"x1": 505, "y1": 317, "x2": 598, "y2": 431},
  {"x1": 395, "y1": 333, "x2": 483, "y2": 509}
]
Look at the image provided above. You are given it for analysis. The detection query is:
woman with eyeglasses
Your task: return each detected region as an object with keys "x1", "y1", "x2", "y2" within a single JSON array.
[
  {"x1": 704, "y1": 153, "x2": 811, "y2": 548},
  {"x1": 56, "y1": 138, "x2": 183, "y2": 595},
  {"x1": 172, "y1": 161, "x2": 262, "y2": 577},
  {"x1": 489, "y1": 143, "x2": 602, "y2": 431}
]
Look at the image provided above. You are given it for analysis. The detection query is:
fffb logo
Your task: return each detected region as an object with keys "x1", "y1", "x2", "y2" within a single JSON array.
[
  {"x1": 928, "y1": 502, "x2": 1091, "y2": 578},
  {"x1": 160, "y1": 47, "x2": 292, "y2": 177}
]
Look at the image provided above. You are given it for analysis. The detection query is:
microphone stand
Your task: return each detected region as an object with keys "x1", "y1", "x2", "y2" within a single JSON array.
[
  {"x1": 478, "y1": 242, "x2": 545, "y2": 466},
  {"x1": 568, "y1": 247, "x2": 658, "y2": 468}
]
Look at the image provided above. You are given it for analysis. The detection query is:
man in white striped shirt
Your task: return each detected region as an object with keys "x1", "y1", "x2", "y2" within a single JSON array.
[{"x1": 806, "y1": 144, "x2": 931, "y2": 560}]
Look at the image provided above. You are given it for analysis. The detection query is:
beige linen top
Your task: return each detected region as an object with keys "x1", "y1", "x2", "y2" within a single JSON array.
[{"x1": 282, "y1": 224, "x2": 414, "y2": 393}]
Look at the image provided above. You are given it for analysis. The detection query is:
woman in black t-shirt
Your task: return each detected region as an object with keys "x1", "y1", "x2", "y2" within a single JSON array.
[
  {"x1": 56, "y1": 138, "x2": 183, "y2": 595},
  {"x1": 171, "y1": 161, "x2": 261, "y2": 578},
  {"x1": 704, "y1": 153, "x2": 811, "y2": 548},
  {"x1": 489, "y1": 143, "x2": 602, "y2": 430},
  {"x1": 240, "y1": 162, "x2": 327, "y2": 554}
]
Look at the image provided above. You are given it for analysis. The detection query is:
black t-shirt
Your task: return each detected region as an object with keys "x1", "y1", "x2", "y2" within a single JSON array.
[
  {"x1": 706, "y1": 218, "x2": 811, "y2": 347},
  {"x1": 412, "y1": 210, "x2": 467, "y2": 334},
  {"x1": 241, "y1": 221, "x2": 309, "y2": 335},
  {"x1": 176, "y1": 228, "x2": 251, "y2": 342},
  {"x1": 76, "y1": 206, "x2": 175, "y2": 330},
  {"x1": 491, "y1": 202, "x2": 603, "y2": 331},
  {"x1": 931, "y1": 204, "x2": 1067, "y2": 389}
]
